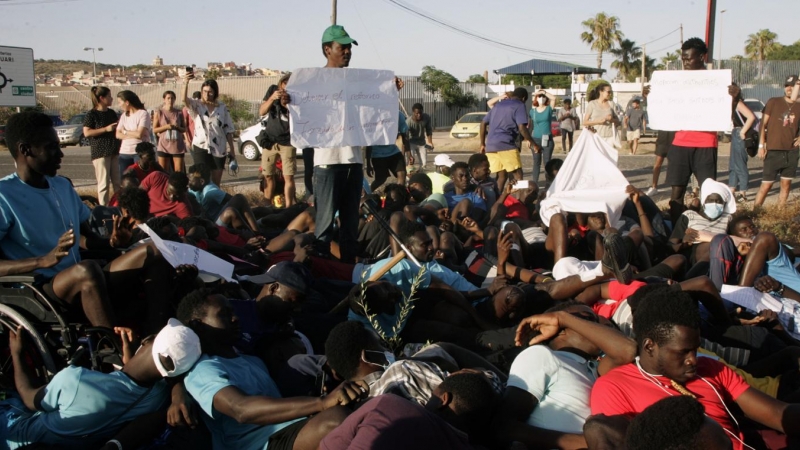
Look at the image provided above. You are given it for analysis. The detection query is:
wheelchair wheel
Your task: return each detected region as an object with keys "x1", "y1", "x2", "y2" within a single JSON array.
[{"x1": 0, "y1": 303, "x2": 58, "y2": 384}]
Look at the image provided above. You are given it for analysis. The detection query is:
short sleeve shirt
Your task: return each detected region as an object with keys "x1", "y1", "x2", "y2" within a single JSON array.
[
  {"x1": 370, "y1": 110, "x2": 407, "y2": 158},
  {"x1": 186, "y1": 99, "x2": 235, "y2": 157},
  {"x1": 529, "y1": 106, "x2": 553, "y2": 139},
  {"x1": 118, "y1": 109, "x2": 151, "y2": 155},
  {"x1": 763, "y1": 96, "x2": 800, "y2": 150},
  {"x1": 626, "y1": 109, "x2": 647, "y2": 131},
  {"x1": 406, "y1": 113, "x2": 433, "y2": 146},
  {"x1": 83, "y1": 109, "x2": 120, "y2": 160},
  {"x1": 483, "y1": 99, "x2": 529, "y2": 152},
  {"x1": 140, "y1": 171, "x2": 193, "y2": 219},
  {"x1": 0, "y1": 174, "x2": 90, "y2": 279},
  {"x1": 185, "y1": 354, "x2": 300, "y2": 450},
  {"x1": 190, "y1": 182, "x2": 229, "y2": 221}
]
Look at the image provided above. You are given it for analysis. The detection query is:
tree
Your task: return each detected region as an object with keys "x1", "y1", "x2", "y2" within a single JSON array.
[
  {"x1": 442, "y1": 85, "x2": 479, "y2": 118},
  {"x1": 768, "y1": 40, "x2": 800, "y2": 60},
  {"x1": 658, "y1": 50, "x2": 681, "y2": 70},
  {"x1": 420, "y1": 66, "x2": 478, "y2": 121},
  {"x1": 745, "y1": 29, "x2": 780, "y2": 61},
  {"x1": 499, "y1": 74, "x2": 570, "y2": 88},
  {"x1": 581, "y1": 12, "x2": 624, "y2": 69},
  {"x1": 205, "y1": 68, "x2": 220, "y2": 80},
  {"x1": 630, "y1": 56, "x2": 657, "y2": 82},
  {"x1": 218, "y1": 94, "x2": 254, "y2": 130},
  {"x1": 610, "y1": 39, "x2": 642, "y2": 82},
  {"x1": 466, "y1": 74, "x2": 487, "y2": 84}
]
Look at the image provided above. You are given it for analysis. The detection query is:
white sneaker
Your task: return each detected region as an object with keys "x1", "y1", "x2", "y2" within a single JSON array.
[{"x1": 645, "y1": 187, "x2": 658, "y2": 196}]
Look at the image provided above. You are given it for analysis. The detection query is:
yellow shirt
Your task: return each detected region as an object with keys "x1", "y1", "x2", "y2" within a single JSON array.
[
  {"x1": 699, "y1": 348, "x2": 780, "y2": 398},
  {"x1": 427, "y1": 171, "x2": 450, "y2": 195}
]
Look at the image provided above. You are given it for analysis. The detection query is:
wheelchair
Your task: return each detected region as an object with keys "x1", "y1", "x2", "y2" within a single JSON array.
[{"x1": 0, "y1": 273, "x2": 122, "y2": 386}]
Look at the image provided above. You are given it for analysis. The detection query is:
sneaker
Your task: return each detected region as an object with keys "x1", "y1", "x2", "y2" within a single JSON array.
[
  {"x1": 602, "y1": 232, "x2": 633, "y2": 285},
  {"x1": 645, "y1": 187, "x2": 658, "y2": 196},
  {"x1": 736, "y1": 193, "x2": 748, "y2": 204}
]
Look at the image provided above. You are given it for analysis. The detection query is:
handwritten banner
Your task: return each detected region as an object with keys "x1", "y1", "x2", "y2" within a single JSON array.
[
  {"x1": 647, "y1": 69, "x2": 732, "y2": 132},
  {"x1": 139, "y1": 224, "x2": 234, "y2": 282},
  {"x1": 286, "y1": 68, "x2": 399, "y2": 148}
]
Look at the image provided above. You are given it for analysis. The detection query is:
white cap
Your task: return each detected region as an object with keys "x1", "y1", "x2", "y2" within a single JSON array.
[
  {"x1": 152, "y1": 318, "x2": 202, "y2": 377},
  {"x1": 434, "y1": 154, "x2": 455, "y2": 167}
]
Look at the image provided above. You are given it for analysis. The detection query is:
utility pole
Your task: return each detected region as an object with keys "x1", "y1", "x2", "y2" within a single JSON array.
[
  {"x1": 705, "y1": 0, "x2": 718, "y2": 62},
  {"x1": 331, "y1": 0, "x2": 337, "y2": 25},
  {"x1": 719, "y1": 10, "x2": 727, "y2": 61},
  {"x1": 641, "y1": 44, "x2": 647, "y2": 94},
  {"x1": 680, "y1": 24, "x2": 684, "y2": 46},
  {"x1": 83, "y1": 47, "x2": 103, "y2": 81}
]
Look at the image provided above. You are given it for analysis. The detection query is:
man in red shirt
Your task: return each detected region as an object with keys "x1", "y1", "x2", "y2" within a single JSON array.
[
  {"x1": 140, "y1": 170, "x2": 193, "y2": 218},
  {"x1": 590, "y1": 287, "x2": 800, "y2": 450}
]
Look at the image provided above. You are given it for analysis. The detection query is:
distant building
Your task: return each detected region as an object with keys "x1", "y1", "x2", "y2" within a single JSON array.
[
  {"x1": 258, "y1": 68, "x2": 284, "y2": 77},
  {"x1": 207, "y1": 62, "x2": 222, "y2": 69},
  {"x1": 153, "y1": 55, "x2": 163, "y2": 66},
  {"x1": 223, "y1": 61, "x2": 237, "y2": 69}
]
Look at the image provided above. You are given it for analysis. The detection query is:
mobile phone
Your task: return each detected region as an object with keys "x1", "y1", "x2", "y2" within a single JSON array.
[
  {"x1": 514, "y1": 180, "x2": 530, "y2": 189},
  {"x1": 501, "y1": 220, "x2": 512, "y2": 232},
  {"x1": 424, "y1": 144, "x2": 433, "y2": 150},
  {"x1": 185, "y1": 66, "x2": 193, "y2": 73}
]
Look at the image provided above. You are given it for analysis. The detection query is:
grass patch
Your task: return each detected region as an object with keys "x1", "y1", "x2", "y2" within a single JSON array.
[{"x1": 744, "y1": 202, "x2": 800, "y2": 247}]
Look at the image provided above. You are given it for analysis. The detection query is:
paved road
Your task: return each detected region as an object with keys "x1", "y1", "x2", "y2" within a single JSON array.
[{"x1": 0, "y1": 142, "x2": 790, "y2": 205}]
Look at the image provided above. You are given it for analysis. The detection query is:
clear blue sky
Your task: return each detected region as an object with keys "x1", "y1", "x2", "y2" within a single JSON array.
[{"x1": 1, "y1": 0, "x2": 796, "y2": 80}]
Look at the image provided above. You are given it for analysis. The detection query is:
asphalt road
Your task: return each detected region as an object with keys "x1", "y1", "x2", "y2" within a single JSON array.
[{"x1": 0, "y1": 135, "x2": 789, "y2": 205}]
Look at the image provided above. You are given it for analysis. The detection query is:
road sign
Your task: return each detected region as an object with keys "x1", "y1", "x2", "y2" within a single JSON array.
[{"x1": 0, "y1": 46, "x2": 36, "y2": 107}]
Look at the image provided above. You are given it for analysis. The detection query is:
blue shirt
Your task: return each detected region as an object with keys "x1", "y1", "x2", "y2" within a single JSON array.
[
  {"x1": 190, "y1": 182, "x2": 229, "y2": 221},
  {"x1": 529, "y1": 106, "x2": 553, "y2": 139},
  {"x1": 0, "y1": 174, "x2": 90, "y2": 279},
  {"x1": 444, "y1": 191, "x2": 487, "y2": 212},
  {"x1": 0, "y1": 366, "x2": 168, "y2": 449},
  {"x1": 370, "y1": 111, "x2": 408, "y2": 159},
  {"x1": 484, "y1": 99, "x2": 529, "y2": 152},
  {"x1": 185, "y1": 354, "x2": 299, "y2": 450}
]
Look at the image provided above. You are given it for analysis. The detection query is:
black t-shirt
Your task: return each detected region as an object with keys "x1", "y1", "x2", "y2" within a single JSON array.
[
  {"x1": 731, "y1": 93, "x2": 745, "y2": 128},
  {"x1": 262, "y1": 85, "x2": 291, "y2": 146},
  {"x1": 83, "y1": 109, "x2": 120, "y2": 160}
]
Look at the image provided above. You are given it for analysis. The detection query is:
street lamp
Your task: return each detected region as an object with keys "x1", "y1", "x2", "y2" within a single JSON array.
[
  {"x1": 719, "y1": 10, "x2": 727, "y2": 61},
  {"x1": 83, "y1": 47, "x2": 103, "y2": 81}
]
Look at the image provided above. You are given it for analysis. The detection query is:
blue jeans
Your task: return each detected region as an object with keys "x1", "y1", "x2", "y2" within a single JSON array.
[
  {"x1": 313, "y1": 164, "x2": 363, "y2": 263},
  {"x1": 728, "y1": 127, "x2": 748, "y2": 192},
  {"x1": 531, "y1": 136, "x2": 554, "y2": 186},
  {"x1": 118, "y1": 154, "x2": 139, "y2": 176}
]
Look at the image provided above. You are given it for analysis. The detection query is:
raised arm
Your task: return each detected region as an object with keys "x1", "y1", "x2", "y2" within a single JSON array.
[{"x1": 736, "y1": 101, "x2": 756, "y2": 135}]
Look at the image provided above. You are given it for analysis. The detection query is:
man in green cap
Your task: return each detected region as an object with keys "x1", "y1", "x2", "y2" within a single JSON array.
[{"x1": 312, "y1": 25, "x2": 362, "y2": 264}]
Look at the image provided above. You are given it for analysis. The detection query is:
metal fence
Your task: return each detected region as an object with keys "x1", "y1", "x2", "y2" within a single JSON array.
[
  {"x1": 35, "y1": 76, "x2": 489, "y2": 130},
  {"x1": 665, "y1": 59, "x2": 800, "y2": 105}
]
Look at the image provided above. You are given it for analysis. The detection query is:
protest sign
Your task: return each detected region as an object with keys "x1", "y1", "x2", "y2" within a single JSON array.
[
  {"x1": 286, "y1": 68, "x2": 399, "y2": 148},
  {"x1": 139, "y1": 224, "x2": 234, "y2": 282},
  {"x1": 647, "y1": 69, "x2": 732, "y2": 132}
]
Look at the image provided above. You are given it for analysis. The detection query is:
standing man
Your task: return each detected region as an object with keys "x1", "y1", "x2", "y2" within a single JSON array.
[
  {"x1": 259, "y1": 73, "x2": 296, "y2": 207},
  {"x1": 625, "y1": 99, "x2": 647, "y2": 155},
  {"x1": 754, "y1": 74, "x2": 800, "y2": 207},
  {"x1": 407, "y1": 103, "x2": 434, "y2": 170},
  {"x1": 479, "y1": 87, "x2": 533, "y2": 191}
]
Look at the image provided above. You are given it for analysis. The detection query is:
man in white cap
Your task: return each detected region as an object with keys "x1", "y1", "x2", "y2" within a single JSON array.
[
  {"x1": 428, "y1": 153, "x2": 455, "y2": 194},
  {"x1": 0, "y1": 319, "x2": 201, "y2": 450}
]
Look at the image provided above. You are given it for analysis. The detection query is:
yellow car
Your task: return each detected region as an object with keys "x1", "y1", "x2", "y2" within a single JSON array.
[{"x1": 449, "y1": 112, "x2": 487, "y2": 139}]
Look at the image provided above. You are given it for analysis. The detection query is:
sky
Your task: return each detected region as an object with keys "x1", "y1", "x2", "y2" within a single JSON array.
[{"x1": 1, "y1": 0, "x2": 797, "y2": 81}]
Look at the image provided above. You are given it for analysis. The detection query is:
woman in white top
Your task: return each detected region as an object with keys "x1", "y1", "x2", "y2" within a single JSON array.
[
  {"x1": 181, "y1": 73, "x2": 236, "y2": 186},
  {"x1": 582, "y1": 83, "x2": 621, "y2": 148},
  {"x1": 115, "y1": 91, "x2": 151, "y2": 176}
]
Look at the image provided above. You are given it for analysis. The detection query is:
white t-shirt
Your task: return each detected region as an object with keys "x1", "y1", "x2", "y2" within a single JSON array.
[
  {"x1": 507, "y1": 345, "x2": 598, "y2": 434},
  {"x1": 313, "y1": 146, "x2": 363, "y2": 166},
  {"x1": 118, "y1": 109, "x2": 151, "y2": 155}
]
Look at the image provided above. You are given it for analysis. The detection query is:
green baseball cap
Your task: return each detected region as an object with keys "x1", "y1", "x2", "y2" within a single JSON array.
[{"x1": 322, "y1": 25, "x2": 358, "y2": 45}]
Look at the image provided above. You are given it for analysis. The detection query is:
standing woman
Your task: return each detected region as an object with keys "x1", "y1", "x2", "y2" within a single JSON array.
[
  {"x1": 153, "y1": 90, "x2": 187, "y2": 173},
  {"x1": 83, "y1": 86, "x2": 120, "y2": 205},
  {"x1": 558, "y1": 98, "x2": 578, "y2": 153},
  {"x1": 115, "y1": 90, "x2": 151, "y2": 176},
  {"x1": 529, "y1": 89, "x2": 555, "y2": 186},
  {"x1": 728, "y1": 90, "x2": 756, "y2": 203},
  {"x1": 181, "y1": 73, "x2": 236, "y2": 187},
  {"x1": 582, "y1": 83, "x2": 621, "y2": 148}
]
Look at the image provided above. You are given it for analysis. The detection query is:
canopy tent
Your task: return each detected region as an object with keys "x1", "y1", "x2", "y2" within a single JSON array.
[{"x1": 494, "y1": 59, "x2": 605, "y2": 76}]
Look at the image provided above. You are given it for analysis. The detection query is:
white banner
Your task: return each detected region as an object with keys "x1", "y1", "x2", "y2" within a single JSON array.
[
  {"x1": 539, "y1": 131, "x2": 630, "y2": 227},
  {"x1": 286, "y1": 68, "x2": 399, "y2": 148},
  {"x1": 647, "y1": 69, "x2": 732, "y2": 132}
]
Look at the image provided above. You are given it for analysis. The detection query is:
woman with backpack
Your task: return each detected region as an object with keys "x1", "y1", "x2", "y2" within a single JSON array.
[
  {"x1": 153, "y1": 90, "x2": 187, "y2": 173},
  {"x1": 83, "y1": 86, "x2": 120, "y2": 205}
]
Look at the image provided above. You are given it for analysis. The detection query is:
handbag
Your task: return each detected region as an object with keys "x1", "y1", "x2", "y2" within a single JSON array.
[
  {"x1": 736, "y1": 109, "x2": 759, "y2": 157},
  {"x1": 610, "y1": 103, "x2": 623, "y2": 150}
]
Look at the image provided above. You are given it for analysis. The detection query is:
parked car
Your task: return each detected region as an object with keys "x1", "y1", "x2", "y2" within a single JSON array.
[
  {"x1": 238, "y1": 117, "x2": 302, "y2": 161},
  {"x1": 449, "y1": 112, "x2": 487, "y2": 139},
  {"x1": 55, "y1": 113, "x2": 89, "y2": 147},
  {"x1": 743, "y1": 98, "x2": 765, "y2": 123},
  {"x1": 47, "y1": 114, "x2": 64, "y2": 127}
]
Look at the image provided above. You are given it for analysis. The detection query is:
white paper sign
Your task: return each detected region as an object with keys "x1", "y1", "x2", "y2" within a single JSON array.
[
  {"x1": 647, "y1": 69, "x2": 732, "y2": 132},
  {"x1": 139, "y1": 224, "x2": 235, "y2": 282},
  {"x1": 286, "y1": 68, "x2": 399, "y2": 148}
]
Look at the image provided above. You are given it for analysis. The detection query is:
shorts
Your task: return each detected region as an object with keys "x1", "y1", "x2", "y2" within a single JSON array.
[
  {"x1": 765, "y1": 243, "x2": 800, "y2": 293},
  {"x1": 191, "y1": 146, "x2": 226, "y2": 170},
  {"x1": 486, "y1": 148, "x2": 522, "y2": 173},
  {"x1": 268, "y1": 418, "x2": 308, "y2": 450},
  {"x1": 371, "y1": 152, "x2": 406, "y2": 177},
  {"x1": 628, "y1": 129, "x2": 641, "y2": 140},
  {"x1": 665, "y1": 145, "x2": 718, "y2": 187},
  {"x1": 262, "y1": 143, "x2": 297, "y2": 176},
  {"x1": 655, "y1": 131, "x2": 675, "y2": 158},
  {"x1": 762, "y1": 149, "x2": 799, "y2": 182}
]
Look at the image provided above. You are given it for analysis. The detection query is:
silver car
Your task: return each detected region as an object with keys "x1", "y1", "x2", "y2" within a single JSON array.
[{"x1": 55, "y1": 113, "x2": 89, "y2": 147}]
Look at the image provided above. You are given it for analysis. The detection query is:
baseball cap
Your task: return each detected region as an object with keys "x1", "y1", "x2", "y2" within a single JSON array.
[
  {"x1": 240, "y1": 261, "x2": 311, "y2": 295},
  {"x1": 152, "y1": 318, "x2": 202, "y2": 377},
  {"x1": 434, "y1": 154, "x2": 456, "y2": 167},
  {"x1": 786, "y1": 75, "x2": 799, "y2": 87},
  {"x1": 322, "y1": 25, "x2": 358, "y2": 45}
]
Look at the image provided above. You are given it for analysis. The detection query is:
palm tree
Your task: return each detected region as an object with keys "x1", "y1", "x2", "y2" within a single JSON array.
[
  {"x1": 631, "y1": 56, "x2": 657, "y2": 81},
  {"x1": 610, "y1": 39, "x2": 641, "y2": 81},
  {"x1": 659, "y1": 50, "x2": 681, "y2": 70},
  {"x1": 745, "y1": 29, "x2": 780, "y2": 60},
  {"x1": 581, "y1": 13, "x2": 624, "y2": 69}
]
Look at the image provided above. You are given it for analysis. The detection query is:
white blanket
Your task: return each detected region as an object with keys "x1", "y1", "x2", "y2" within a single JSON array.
[{"x1": 539, "y1": 131, "x2": 630, "y2": 227}]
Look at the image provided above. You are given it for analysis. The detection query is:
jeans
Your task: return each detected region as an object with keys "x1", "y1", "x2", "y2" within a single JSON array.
[
  {"x1": 410, "y1": 143, "x2": 428, "y2": 170},
  {"x1": 729, "y1": 127, "x2": 748, "y2": 192},
  {"x1": 118, "y1": 154, "x2": 139, "y2": 176},
  {"x1": 302, "y1": 148, "x2": 315, "y2": 195},
  {"x1": 531, "y1": 136, "x2": 554, "y2": 186},
  {"x1": 313, "y1": 164, "x2": 363, "y2": 263}
]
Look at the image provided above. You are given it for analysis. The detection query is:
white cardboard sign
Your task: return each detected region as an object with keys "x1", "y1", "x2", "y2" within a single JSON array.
[
  {"x1": 286, "y1": 68, "x2": 399, "y2": 148},
  {"x1": 139, "y1": 224, "x2": 234, "y2": 282},
  {"x1": 0, "y1": 46, "x2": 36, "y2": 107},
  {"x1": 647, "y1": 69, "x2": 732, "y2": 132}
]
